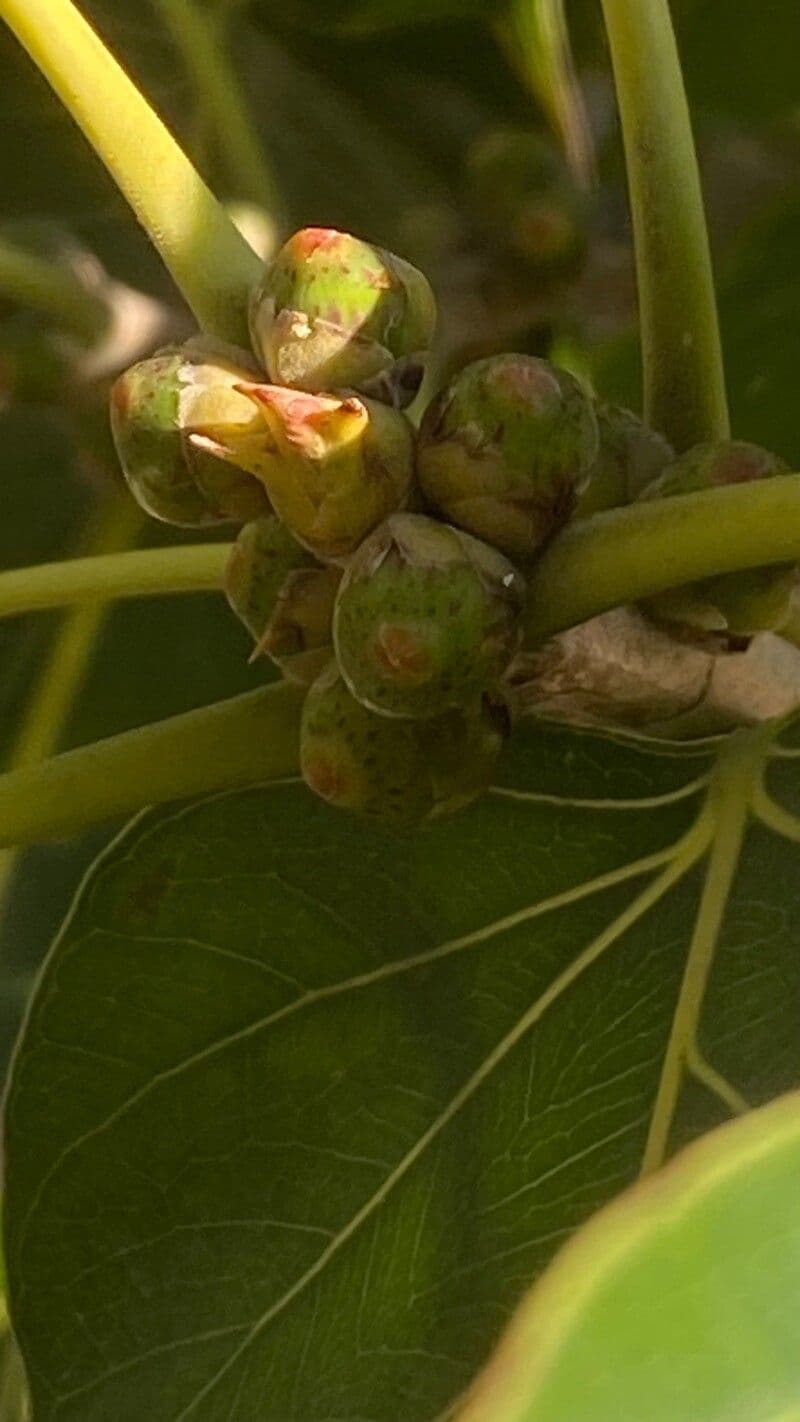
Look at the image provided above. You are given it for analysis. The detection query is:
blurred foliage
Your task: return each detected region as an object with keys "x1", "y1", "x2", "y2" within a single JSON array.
[{"x1": 0, "y1": 0, "x2": 799, "y2": 1069}]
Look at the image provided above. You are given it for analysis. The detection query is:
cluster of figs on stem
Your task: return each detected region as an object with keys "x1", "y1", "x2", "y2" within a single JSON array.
[{"x1": 110, "y1": 227, "x2": 798, "y2": 825}]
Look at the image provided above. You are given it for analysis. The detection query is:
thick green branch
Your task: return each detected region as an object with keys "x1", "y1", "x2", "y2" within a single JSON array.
[
  {"x1": 0, "y1": 683, "x2": 303, "y2": 849},
  {"x1": 0, "y1": 543, "x2": 230, "y2": 621},
  {"x1": 524, "y1": 474, "x2": 800, "y2": 643},
  {"x1": 0, "y1": 0, "x2": 263, "y2": 343},
  {"x1": 6, "y1": 478, "x2": 800, "y2": 649},
  {"x1": 0, "y1": 235, "x2": 108, "y2": 344},
  {"x1": 600, "y1": 0, "x2": 728, "y2": 449}
]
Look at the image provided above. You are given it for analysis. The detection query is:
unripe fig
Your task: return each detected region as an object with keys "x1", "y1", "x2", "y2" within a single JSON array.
[
  {"x1": 109, "y1": 339, "x2": 271, "y2": 526},
  {"x1": 333, "y1": 512, "x2": 525, "y2": 719},
  {"x1": 640, "y1": 440, "x2": 795, "y2": 637},
  {"x1": 467, "y1": 129, "x2": 587, "y2": 277},
  {"x1": 417, "y1": 354, "x2": 598, "y2": 556},
  {"x1": 576, "y1": 404, "x2": 674, "y2": 516},
  {"x1": 300, "y1": 663, "x2": 508, "y2": 825},
  {"x1": 249, "y1": 227, "x2": 437, "y2": 408},
  {"x1": 195, "y1": 384, "x2": 414, "y2": 562},
  {"x1": 263, "y1": 565, "x2": 342, "y2": 684},
  {"x1": 225, "y1": 517, "x2": 314, "y2": 640},
  {"x1": 225, "y1": 518, "x2": 340, "y2": 684}
]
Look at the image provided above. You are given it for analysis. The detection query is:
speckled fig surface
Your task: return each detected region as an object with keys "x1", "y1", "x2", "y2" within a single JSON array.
[
  {"x1": 333, "y1": 512, "x2": 525, "y2": 719},
  {"x1": 417, "y1": 354, "x2": 598, "y2": 555},
  {"x1": 248, "y1": 227, "x2": 436, "y2": 407},
  {"x1": 300, "y1": 663, "x2": 507, "y2": 824}
]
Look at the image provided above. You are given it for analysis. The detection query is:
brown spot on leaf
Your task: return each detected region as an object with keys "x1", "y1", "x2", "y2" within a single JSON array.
[{"x1": 127, "y1": 859, "x2": 176, "y2": 918}]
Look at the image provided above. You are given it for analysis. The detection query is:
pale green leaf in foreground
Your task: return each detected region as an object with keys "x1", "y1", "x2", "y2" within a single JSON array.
[
  {"x1": 458, "y1": 1090, "x2": 800, "y2": 1422},
  {"x1": 4, "y1": 712, "x2": 800, "y2": 1420}
]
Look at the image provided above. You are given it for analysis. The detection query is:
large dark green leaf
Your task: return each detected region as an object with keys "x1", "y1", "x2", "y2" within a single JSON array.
[{"x1": 5, "y1": 712, "x2": 800, "y2": 1419}]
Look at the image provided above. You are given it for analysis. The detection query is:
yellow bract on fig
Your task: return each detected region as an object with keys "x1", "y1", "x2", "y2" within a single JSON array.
[
  {"x1": 193, "y1": 383, "x2": 414, "y2": 563},
  {"x1": 109, "y1": 338, "x2": 271, "y2": 527}
]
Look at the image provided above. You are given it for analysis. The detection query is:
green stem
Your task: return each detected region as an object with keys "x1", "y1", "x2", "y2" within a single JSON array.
[
  {"x1": 0, "y1": 236, "x2": 108, "y2": 344},
  {"x1": 600, "y1": 0, "x2": 729, "y2": 449},
  {"x1": 0, "y1": 543, "x2": 229, "y2": 621},
  {"x1": 0, "y1": 683, "x2": 303, "y2": 849},
  {"x1": 499, "y1": 0, "x2": 596, "y2": 187},
  {"x1": 155, "y1": 0, "x2": 284, "y2": 221},
  {"x1": 0, "y1": 0, "x2": 262, "y2": 344},
  {"x1": 524, "y1": 474, "x2": 800, "y2": 643}
]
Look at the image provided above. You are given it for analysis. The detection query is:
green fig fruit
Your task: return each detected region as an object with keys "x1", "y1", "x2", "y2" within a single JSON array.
[
  {"x1": 225, "y1": 517, "x2": 340, "y2": 684},
  {"x1": 301, "y1": 662, "x2": 508, "y2": 825},
  {"x1": 639, "y1": 440, "x2": 795, "y2": 637},
  {"x1": 109, "y1": 338, "x2": 271, "y2": 526},
  {"x1": 333, "y1": 512, "x2": 525, "y2": 719},
  {"x1": 576, "y1": 404, "x2": 674, "y2": 516},
  {"x1": 249, "y1": 227, "x2": 436, "y2": 407},
  {"x1": 417, "y1": 354, "x2": 598, "y2": 556}
]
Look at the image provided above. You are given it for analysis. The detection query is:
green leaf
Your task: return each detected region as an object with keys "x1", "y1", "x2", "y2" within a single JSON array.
[
  {"x1": 5, "y1": 712, "x2": 800, "y2": 1419},
  {"x1": 457, "y1": 1090, "x2": 800, "y2": 1422}
]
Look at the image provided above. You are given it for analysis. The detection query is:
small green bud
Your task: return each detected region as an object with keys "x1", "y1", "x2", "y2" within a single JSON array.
[
  {"x1": 467, "y1": 129, "x2": 587, "y2": 277},
  {"x1": 333, "y1": 512, "x2": 525, "y2": 719},
  {"x1": 109, "y1": 339, "x2": 271, "y2": 526},
  {"x1": 225, "y1": 517, "x2": 340, "y2": 683},
  {"x1": 263, "y1": 565, "x2": 342, "y2": 684},
  {"x1": 301, "y1": 663, "x2": 508, "y2": 826},
  {"x1": 640, "y1": 440, "x2": 795, "y2": 637},
  {"x1": 576, "y1": 404, "x2": 674, "y2": 516},
  {"x1": 196, "y1": 384, "x2": 414, "y2": 562},
  {"x1": 417, "y1": 355, "x2": 598, "y2": 556},
  {"x1": 225, "y1": 516, "x2": 314, "y2": 640},
  {"x1": 248, "y1": 227, "x2": 437, "y2": 407}
]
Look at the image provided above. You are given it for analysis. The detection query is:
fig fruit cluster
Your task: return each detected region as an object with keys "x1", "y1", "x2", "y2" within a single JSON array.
[{"x1": 109, "y1": 226, "x2": 795, "y2": 824}]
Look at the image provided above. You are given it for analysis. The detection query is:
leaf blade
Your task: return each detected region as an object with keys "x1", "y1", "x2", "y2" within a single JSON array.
[{"x1": 4, "y1": 717, "x2": 799, "y2": 1420}]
